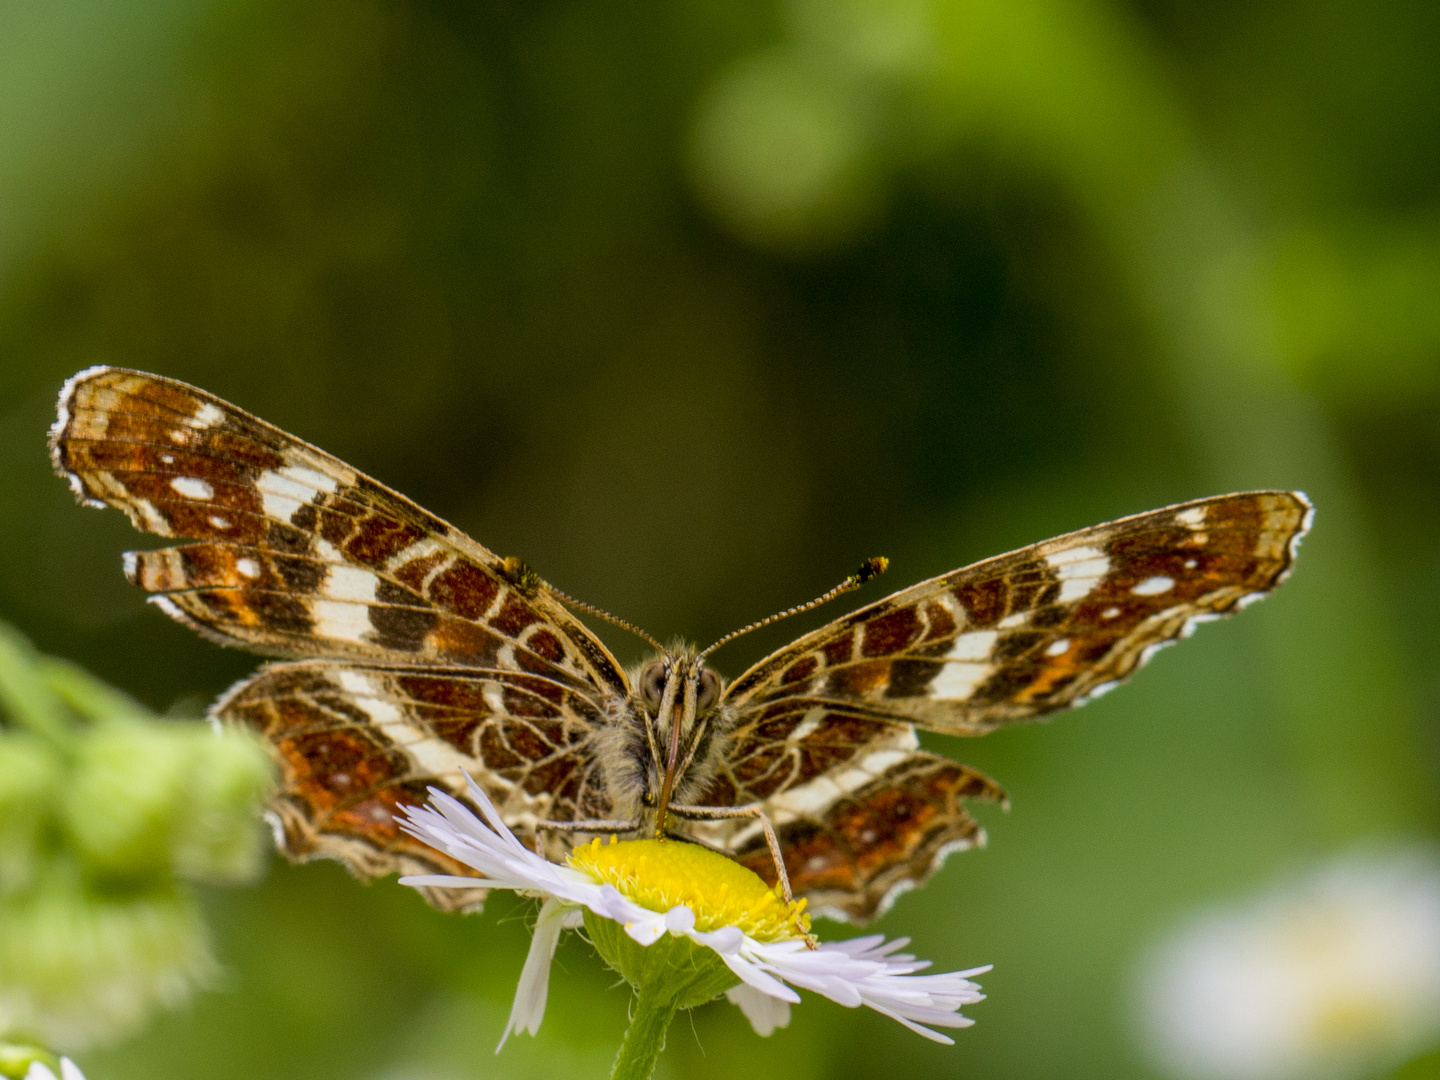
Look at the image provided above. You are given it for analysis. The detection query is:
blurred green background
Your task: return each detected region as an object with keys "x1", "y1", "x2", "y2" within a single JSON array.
[{"x1": 2, "y1": 0, "x2": 1439, "y2": 1076}]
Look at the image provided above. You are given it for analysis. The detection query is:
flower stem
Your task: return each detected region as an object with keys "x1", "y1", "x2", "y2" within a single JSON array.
[{"x1": 610, "y1": 983, "x2": 679, "y2": 1080}]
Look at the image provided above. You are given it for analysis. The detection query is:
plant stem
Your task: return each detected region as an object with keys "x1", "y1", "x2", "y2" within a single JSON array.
[{"x1": 610, "y1": 983, "x2": 678, "y2": 1080}]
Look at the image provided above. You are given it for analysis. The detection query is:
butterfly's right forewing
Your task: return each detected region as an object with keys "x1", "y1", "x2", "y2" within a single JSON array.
[{"x1": 51, "y1": 367, "x2": 628, "y2": 698}]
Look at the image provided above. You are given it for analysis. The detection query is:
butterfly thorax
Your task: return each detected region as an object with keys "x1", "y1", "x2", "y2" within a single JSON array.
[{"x1": 592, "y1": 649, "x2": 734, "y2": 829}]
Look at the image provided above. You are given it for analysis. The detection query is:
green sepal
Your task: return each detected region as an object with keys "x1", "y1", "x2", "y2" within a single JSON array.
[{"x1": 584, "y1": 910, "x2": 739, "y2": 1009}]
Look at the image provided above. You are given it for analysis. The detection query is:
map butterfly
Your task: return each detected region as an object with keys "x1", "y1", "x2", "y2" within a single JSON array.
[{"x1": 50, "y1": 368, "x2": 1312, "y2": 921}]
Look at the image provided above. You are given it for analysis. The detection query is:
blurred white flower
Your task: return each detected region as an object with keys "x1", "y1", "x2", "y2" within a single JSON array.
[
  {"x1": 25, "y1": 1057, "x2": 86, "y2": 1080},
  {"x1": 1136, "y1": 845, "x2": 1440, "y2": 1080},
  {"x1": 398, "y1": 775, "x2": 989, "y2": 1047}
]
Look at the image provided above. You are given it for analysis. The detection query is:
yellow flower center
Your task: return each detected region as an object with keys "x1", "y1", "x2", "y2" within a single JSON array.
[{"x1": 568, "y1": 837, "x2": 811, "y2": 942}]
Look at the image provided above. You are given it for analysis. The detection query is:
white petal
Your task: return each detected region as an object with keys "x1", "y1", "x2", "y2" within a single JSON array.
[
  {"x1": 720, "y1": 950, "x2": 801, "y2": 1003},
  {"x1": 24, "y1": 1065, "x2": 59, "y2": 1080},
  {"x1": 59, "y1": 1062, "x2": 88, "y2": 1080},
  {"x1": 727, "y1": 982, "x2": 792, "y2": 1036},
  {"x1": 691, "y1": 924, "x2": 744, "y2": 955},
  {"x1": 863, "y1": 1001, "x2": 964, "y2": 1045},
  {"x1": 623, "y1": 910, "x2": 671, "y2": 945},
  {"x1": 398, "y1": 873, "x2": 498, "y2": 890},
  {"x1": 664, "y1": 906, "x2": 696, "y2": 935},
  {"x1": 499, "y1": 897, "x2": 572, "y2": 1051}
]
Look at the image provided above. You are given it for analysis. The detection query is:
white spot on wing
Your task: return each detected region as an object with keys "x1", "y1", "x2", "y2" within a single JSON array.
[
  {"x1": 931, "y1": 662, "x2": 991, "y2": 699},
  {"x1": 1102, "y1": 606, "x2": 1121, "y2": 619},
  {"x1": 279, "y1": 464, "x2": 341, "y2": 495},
  {"x1": 996, "y1": 612, "x2": 1027, "y2": 630},
  {"x1": 1048, "y1": 545, "x2": 1110, "y2": 603},
  {"x1": 1139, "y1": 638, "x2": 1177, "y2": 666},
  {"x1": 1181, "y1": 612, "x2": 1222, "y2": 637},
  {"x1": 1045, "y1": 638, "x2": 1071, "y2": 657},
  {"x1": 326, "y1": 565, "x2": 379, "y2": 603},
  {"x1": 859, "y1": 749, "x2": 909, "y2": 775},
  {"x1": 387, "y1": 535, "x2": 447, "y2": 573},
  {"x1": 946, "y1": 630, "x2": 997, "y2": 662},
  {"x1": 1132, "y1": 575, "x2": 1175, "y2": 596},
  {"x1": 789, "y1": 709, "x2": 825, "y2": 743},
  {"x1": 188, "y1": 402, "x2": 226, "y2": 429},
  {"x1": 336, "y1": 669, "x2": 473, "y2": 779},
  {"x1": 132, "y1": 497, "x2": 168, "y2": 533},
  {"x1": 312, "y1": 600, "x2": 373, "y2": 643},
  {"x1": 256, "y1": 466, "x2": 340, "y2": 523},
  {"x1": 1175, "y1": 506, "x2": 1207, "y2": 527},
  {"x1": 170, "y1": 476, "x2": 214, "y2": 500},
  {"x1": 1074, "y1": 680, "x2": 1119, "y2": 706},
  {"x1": 766, "y1": 734, "x2": 917, "y2": 820},
  {"x1": 482, "y1": 681, "x2": 505, "y2": 715},
  {"x1": 260, "y1": 487, "x2": 303, "y2": 522},
  {"x1": 160, "y1": 453, "x2": 175, "y2": 464},
  {"x1": 236, "y1": 557, "x2": 261, "y2": 579},
  {"x1": 209, "y1": 515, "x2": 231, "y2": 530}
]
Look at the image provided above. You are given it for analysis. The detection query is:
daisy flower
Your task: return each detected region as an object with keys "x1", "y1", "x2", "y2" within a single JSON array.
[
  {"x1": 1136, "y1": 845, "x2": 1440, "y2": 1080},
  {"x1": 397, "y1": 775, "x2": 988, "y2": 1074}
]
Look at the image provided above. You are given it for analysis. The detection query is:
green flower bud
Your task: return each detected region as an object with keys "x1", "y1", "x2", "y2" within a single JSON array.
[
  {"x1": 169, "y1": 727, "x2": 273, "y2": 884},
  {"x1": 39, "y1": 659, "x2": 149, "y2": 730},
  {"x1": 0, "y1": 861, "x2": 215, "y2": 1050},
  {"x1": 0, "y1": 735, "x2": 62, "y2": 896},
  {"x1": 0, "y1": 630, "x2": 72, "y2": 749},
  {"x1": 60, "y1": 721, "x2": 191, "y2": 879}
]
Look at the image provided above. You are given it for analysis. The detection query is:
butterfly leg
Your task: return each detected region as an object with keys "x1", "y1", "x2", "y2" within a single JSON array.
[
  {"x1": 669, "y1": 803, "x2": 793, "y2": 904},
  {"x1": 535, "y1": 818, "x2": 642, "y2": 835}
]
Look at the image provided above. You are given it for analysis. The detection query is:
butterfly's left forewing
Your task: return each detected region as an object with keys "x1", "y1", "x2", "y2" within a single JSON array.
[
  {"x1": 707, "y1": 490, "x2": 1312, "y2": 922},
  {"x1": 725, "y1": 491, "x2": 1312, "y2": 732}
]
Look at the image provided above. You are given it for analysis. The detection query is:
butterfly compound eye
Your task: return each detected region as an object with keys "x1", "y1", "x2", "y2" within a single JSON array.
[
  {"x1": 640, "y1": 661, "x2": 668, "y2": 710},
  {"x1": 696, "y1": 668, "x2": 721, "y2": 711}
]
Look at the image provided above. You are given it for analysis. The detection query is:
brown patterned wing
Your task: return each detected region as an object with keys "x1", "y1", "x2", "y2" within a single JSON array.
[
  {"x1": 724, "y1": 491, "x2": 1312, "y2": 733},
  {"x1": 214, "y1": 660, "x2": 616, "y2": 911},
  {"x1": 50, "y1": 367, "x2": 627, "y2": 699},
  {"x1": 682, "y1": 697, "x2": 1005, "y2": 923}
]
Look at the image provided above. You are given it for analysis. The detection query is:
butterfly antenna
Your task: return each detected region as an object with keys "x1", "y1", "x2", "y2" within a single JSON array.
[
  {"x1": 515, "y1": 559, "x2": 665, "y2": 654},
  {"x1": 697, "y1": 557, "x2": 889, "y2": 662}
]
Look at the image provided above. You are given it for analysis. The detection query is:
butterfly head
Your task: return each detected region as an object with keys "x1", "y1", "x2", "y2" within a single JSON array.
[{"x1": 628, "y1": 649, "x2": 726, "y2": 836}]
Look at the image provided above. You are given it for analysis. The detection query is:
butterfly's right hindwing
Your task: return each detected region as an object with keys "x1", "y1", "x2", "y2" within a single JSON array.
[{"x1": 214, "y1": 660, "x2": 616, "y2": 911}]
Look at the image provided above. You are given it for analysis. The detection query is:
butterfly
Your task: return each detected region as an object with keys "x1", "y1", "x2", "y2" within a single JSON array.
[{"x1": 50, "y1": 367, "x2": 1312, "y2": 922}]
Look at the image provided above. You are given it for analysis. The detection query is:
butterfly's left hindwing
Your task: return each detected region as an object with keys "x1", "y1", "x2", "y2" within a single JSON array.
[
  {"x1": 215, "y1": 660, "x2": 616, "y2": 909},
  {"x1": 682, "y1": 697, "x2": 1005, "y2": 922}
]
